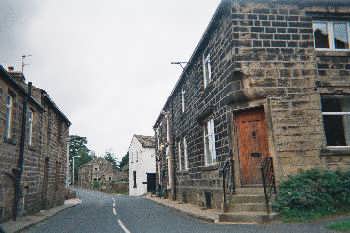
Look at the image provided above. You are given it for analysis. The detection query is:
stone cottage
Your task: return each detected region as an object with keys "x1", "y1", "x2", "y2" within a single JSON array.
[
  {"x1": 153, "y1": 0, "x2": 350, "y2": 222},
  {"x1": 0, "y1": 66, "x2": 70, "y2": 222},
  {"x1": 78, "y1": 157, "x2": 127, "y2": 190},
  {"x1": 128, "y1": 135, "x2": 156, "y2": 196}
]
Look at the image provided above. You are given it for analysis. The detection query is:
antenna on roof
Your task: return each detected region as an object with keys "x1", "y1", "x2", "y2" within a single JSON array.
[
  {"x1": 171, "y1": 61, "x2": 188, "y2": 70},
  {"x1": 21, "y1": 54, "x2": 32, "y2": 73}
]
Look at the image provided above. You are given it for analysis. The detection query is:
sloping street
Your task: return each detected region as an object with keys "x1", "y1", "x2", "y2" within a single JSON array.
[{"x1": 23, "y1": 188, "x2": 341, "y2": 233}]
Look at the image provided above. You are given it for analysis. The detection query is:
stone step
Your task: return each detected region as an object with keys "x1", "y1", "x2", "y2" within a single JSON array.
[
  {"x1": 231, "y1": 194, "x2": 266, "y2": 203},
  {"x1": 218, "y1": 211, "x2": 278, "y2": 224},
  {"x1": 230, "y1": 203, "x2": 268, "y2": 212},
  {"x1": 235, "y1": 188, "x2": 265, "y2": 195}
]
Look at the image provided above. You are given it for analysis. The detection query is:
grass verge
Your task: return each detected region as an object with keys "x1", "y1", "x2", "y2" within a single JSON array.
[{"x1": 327, "y1": 220, "x2": 350, "y2": 232}]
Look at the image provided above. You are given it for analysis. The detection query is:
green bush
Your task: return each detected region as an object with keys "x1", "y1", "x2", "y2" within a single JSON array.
[{"x1": 274, "y1": 169, "x2": 350, "y2": 221}]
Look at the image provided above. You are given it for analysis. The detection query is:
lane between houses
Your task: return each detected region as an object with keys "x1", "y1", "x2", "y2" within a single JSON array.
[{"x1": 24, "y1": 188, "x2": 340, "y2": 233}]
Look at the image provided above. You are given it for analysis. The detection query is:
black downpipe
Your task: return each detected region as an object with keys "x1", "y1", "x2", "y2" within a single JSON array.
[
  {"x1": 170, "y1": 103, "x2": 176, "y2": 200},
  {"x1": 13, "y1": 82, "x2": 32, "y2": 221}
]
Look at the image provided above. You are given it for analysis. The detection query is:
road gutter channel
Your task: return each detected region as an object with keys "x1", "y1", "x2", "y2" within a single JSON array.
[{"x1": 113, "y1": 198, "x2": 131, "y2": 233}]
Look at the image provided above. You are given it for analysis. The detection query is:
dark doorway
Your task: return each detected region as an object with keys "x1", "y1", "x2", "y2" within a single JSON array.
[{"x1": 146, "y1": 173, "x2": 156, "y2": 193}]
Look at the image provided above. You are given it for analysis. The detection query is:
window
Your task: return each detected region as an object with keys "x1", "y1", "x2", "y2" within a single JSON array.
[
  {"x1": 136, "y1": 151, "x2": 139, "y2": 162},
  {"x1": 321, "y1": 96, "x2": 350, "y2": 147},
  {"x1": 203, "y1": 53, "x2": 212, "y2": 88},
  {"x1": 181, "y1": 88, "x2": 186, "y2": 113},
  {"x1": 133, "y1": 171, "x2": 137, "y2": 188},
  {"x1": 313, "y1": 21, "x2": 350, "y2": 50},
  {"x1": 183, "y1": 137, "x2": 189, "y2": 170},
  {"x1": 28, "y1": 109, "x2": 33, "y2": 146},
  {"x1": 178, "y1": 141, "x2": 182, "y2": 171},
  {"x1": 5, "y1": 94, "x2": 13, "y2": 139},
  {"x1": 203, "y1": 118, "x2": 216, "y2": 166}
]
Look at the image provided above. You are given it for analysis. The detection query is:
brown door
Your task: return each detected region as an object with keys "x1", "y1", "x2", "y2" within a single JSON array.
[{"x1": 236, "y1": 108, "x2": 269, "y2": 186}]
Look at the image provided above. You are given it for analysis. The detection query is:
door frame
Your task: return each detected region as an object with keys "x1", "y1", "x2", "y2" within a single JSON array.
[{"x1": 230, "y1": 103, "x2": 278, "y2": 189}]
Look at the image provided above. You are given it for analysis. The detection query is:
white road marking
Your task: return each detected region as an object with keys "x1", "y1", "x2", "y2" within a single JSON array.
[
  {"x1": 118, "y1": 219, "x2": 131, "y2": 233},
  {"x1": 113, "y1": 207, "x2": 117, "y2": 216}
]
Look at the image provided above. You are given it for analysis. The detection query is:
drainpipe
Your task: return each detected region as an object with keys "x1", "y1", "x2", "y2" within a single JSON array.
[
  {"x1": 170, "y1": 104, "x2": 176, "y2": 200},
  {"x1": 13, "y1": 82, "x2": 32, "y2": 221}
]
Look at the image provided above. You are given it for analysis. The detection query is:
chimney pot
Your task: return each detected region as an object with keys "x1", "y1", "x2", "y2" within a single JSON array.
[{"x1": 7, "y1": 66, "x2": 14, "y2": 72}]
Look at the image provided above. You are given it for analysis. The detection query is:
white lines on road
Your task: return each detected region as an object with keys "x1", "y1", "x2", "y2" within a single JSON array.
[
  {"x1": 118, "y1": 219, "x2": 131, "y2": 233},
  {"x1": 112, "y1": 197, "x2": 131, "y2": 233}
]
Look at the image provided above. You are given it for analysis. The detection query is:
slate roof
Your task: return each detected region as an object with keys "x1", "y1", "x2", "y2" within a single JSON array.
[{"x1": 134, "y1": 135, "x2": 156, "y2": 148}]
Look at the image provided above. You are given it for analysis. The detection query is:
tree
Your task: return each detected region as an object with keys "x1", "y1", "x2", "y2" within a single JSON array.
[
  {"x1": 69, "y1": 135, "x2": 92, "y2": 183},
  {"x1": 119, "y1": 152, "x2": 129, "y2": 170},
  {"x1": 104, "y1": 151, "x2": 118, "y2": 170}
]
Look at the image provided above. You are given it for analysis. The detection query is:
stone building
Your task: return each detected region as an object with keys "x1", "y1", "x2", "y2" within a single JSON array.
[
  {"x1": 0, "y1": 66, "x2": 70, "y2": 222},
  {"x1": 128, "y1": 135, "x2": 156, "y2": 196},
  {"x1": 78, "y1": 157, "x2": 127, "y2": 189},
  {"x1": 153, "y1": 0, "x2": 350, "y2": 222}
]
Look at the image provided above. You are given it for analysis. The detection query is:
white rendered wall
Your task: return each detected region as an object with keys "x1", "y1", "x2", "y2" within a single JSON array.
[{"x1": 128, "y1": 137, "x2": 156, "y2": 196}]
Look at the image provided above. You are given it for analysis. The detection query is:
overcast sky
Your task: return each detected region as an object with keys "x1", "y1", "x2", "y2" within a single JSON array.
[{"x1": 1, "y1": 0, "x2": 221, "y2": 160}]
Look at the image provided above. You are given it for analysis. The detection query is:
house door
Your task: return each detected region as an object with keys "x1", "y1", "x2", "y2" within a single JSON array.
[
  {"x1": 147, "y1": 173, "x2": 156, "y2": 193},
  {"x1": 236, "y1": 108, "x2": 269, "y2": 186}
]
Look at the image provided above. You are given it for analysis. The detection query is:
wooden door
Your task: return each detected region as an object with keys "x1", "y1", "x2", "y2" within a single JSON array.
[{"x1": 236, "y1": 108, "x2": 269, "y2": 186}]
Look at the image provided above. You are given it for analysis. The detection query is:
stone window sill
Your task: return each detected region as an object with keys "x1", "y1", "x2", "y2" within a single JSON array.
[
  {"x1": 320, "y1": 147, "x2": 350, "y2": 156},
  {"x1": 316, "y1": 50, "x2": 350, "y2": 57},
  {"x1": 198, "y1": 163, "x2": 219, "y2": 171}
]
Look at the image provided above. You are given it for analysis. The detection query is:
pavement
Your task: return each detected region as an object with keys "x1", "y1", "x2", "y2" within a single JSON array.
[
  {"x1": 1, "y1": 198, "x2": 81, "y2": 233},
  {"x1": 145, "y1": 194, "x2": 220, "y2": 223},
  {"x1": 4, "y1": 188, "x2": 347, "y2": 233}
]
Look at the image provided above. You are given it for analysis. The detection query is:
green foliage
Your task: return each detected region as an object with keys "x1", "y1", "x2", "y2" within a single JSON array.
[
  {"x1": 92, "y1": 180, "x2": 101, "y2": 190},
  {"x1": 104, "y1": 151, "x2": 118, "y2": 170},
  {"x1": 274, "y1": 169, "x2": 350, "y2": 222},
  {"x1": 328, "y1": 220, "x2": 350, "y2": 232},
  {"x1": 119, "y1": 152, "x2": 129, "y2": 170},
  {"x1": 69, "y1": 135, "x2": 93, "y2": 183}
]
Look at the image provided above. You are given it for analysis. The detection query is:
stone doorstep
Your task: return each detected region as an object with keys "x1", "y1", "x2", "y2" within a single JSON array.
[
  {"x1": 0, "y1": 199, "x2": 81, "y2": 233},
  {"x1": 145, "y1": 195, "x2": 278, "y2": 224}
]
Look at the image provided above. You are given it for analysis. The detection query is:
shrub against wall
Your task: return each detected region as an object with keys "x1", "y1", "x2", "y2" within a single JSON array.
[{"x1": 274, "y1": 169, "x2": 350, "y2": 221}]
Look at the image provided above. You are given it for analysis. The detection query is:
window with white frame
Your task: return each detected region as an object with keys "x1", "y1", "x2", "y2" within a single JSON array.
[
  {"x1": 313, "y1": 21, "x2": 350, "y2": 50},
  {"x1": 28, "y1": 109, "x2": 33, "y2": 146},
  {"x1": 203, "y1": 53, "x2": 212, "y2": 88},
  {"x1": 178, "y1": 141, "x2": 182, "y2": 171},
  {"x1": 203, "y1": 118, "x2": 216, "y2": 166},
  {"x1": 321, "y1": 96, "x2": 350, "y2": 147},
  {"x1": 181, "y1": 88, "x2": 186, "y2": 113},
  {"x1": 183, "y1": 137, "x2": 189, "y2": 170},
  {"x1": 5, "y1": 94, "x2": 13, "y2": 139}
]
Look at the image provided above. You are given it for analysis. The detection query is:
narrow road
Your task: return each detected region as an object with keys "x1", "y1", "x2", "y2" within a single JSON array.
[{"x1": 24, "y1": 188, "x2": 341, "y2": 233}]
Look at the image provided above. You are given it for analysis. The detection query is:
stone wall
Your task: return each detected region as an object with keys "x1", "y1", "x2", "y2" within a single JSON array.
[
  {"x1": 0, "y1": 68, "x2": 70, "y2": 222},
  {"x1": 154, "y1": 0, "x2": 350, "y2": 210}
]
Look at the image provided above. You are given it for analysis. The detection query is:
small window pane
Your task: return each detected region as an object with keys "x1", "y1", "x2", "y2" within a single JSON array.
[
  {"x1": 334, "y1": 23, "x2": 349, "y2": 49},
  {"x1": 314, "y1": 22, "x2": 330, "y2": 48}
]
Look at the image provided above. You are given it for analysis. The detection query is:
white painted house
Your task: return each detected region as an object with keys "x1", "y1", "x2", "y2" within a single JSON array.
[{"x1": 128, "y1": 135, "x2": 156, "y2": 196}]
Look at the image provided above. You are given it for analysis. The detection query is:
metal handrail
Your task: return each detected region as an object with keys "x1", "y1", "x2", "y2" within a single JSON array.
[
  {"x1": 261, "y1": 157, "x2": 277, "y2": 214},
  {"x1": 221, "y1": 159, "x2": 235, "y2": 212}
]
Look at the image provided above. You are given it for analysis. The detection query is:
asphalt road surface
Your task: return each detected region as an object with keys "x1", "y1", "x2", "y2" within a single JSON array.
[{"x1": 24, "y1": 188, "x2": 343, "y2": 233}]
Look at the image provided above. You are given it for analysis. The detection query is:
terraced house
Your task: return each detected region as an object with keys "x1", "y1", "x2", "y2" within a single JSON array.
[
  {"x1": 0, "y1": 66, "x2": 71, "y2": 222},
  {"x1": 153, "y1": 0, "x2": 350, "y2": 222}
]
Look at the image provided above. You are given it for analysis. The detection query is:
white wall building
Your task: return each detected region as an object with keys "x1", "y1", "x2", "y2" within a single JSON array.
[{"x1": 128, "y1": 135, "x2": 156, "y2": 196}]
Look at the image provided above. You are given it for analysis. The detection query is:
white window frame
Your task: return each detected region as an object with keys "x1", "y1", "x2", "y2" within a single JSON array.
[
  {"x1": 322, "y1": 97, "x2": 350, "y2": 149},
  {"x1": 5, "y1": 94, "x2": 13, "y2": 139},
  {"x1": 181, "y1": 88, "x2": 186, "y2": 113},
  {"x1": 178, "y1": 141, "x2": 182, "y2": 171},
  {"x1": 183, "y1": 137, "x2": 189, "y2": 170},
  {"x1": 202, "y1": 53, "x2": 212, "y2": 88},
  {"x1": 28, "y1": 109, "x2": 33, "y2": 146},
  {"x1": 313, "y1": 21, "x2": 350, "y2": 51},
  {"x1": 203, "y1": 118, "x2": 217, "y2": 166}
]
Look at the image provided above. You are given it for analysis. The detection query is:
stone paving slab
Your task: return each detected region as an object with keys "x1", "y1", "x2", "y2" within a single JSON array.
[
  {"x1": 0, "y1": 199, "x2": 81, "y2": 233},
  {"x1": 145, "y1": 195, "x2": 221, "y2": 223}
]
